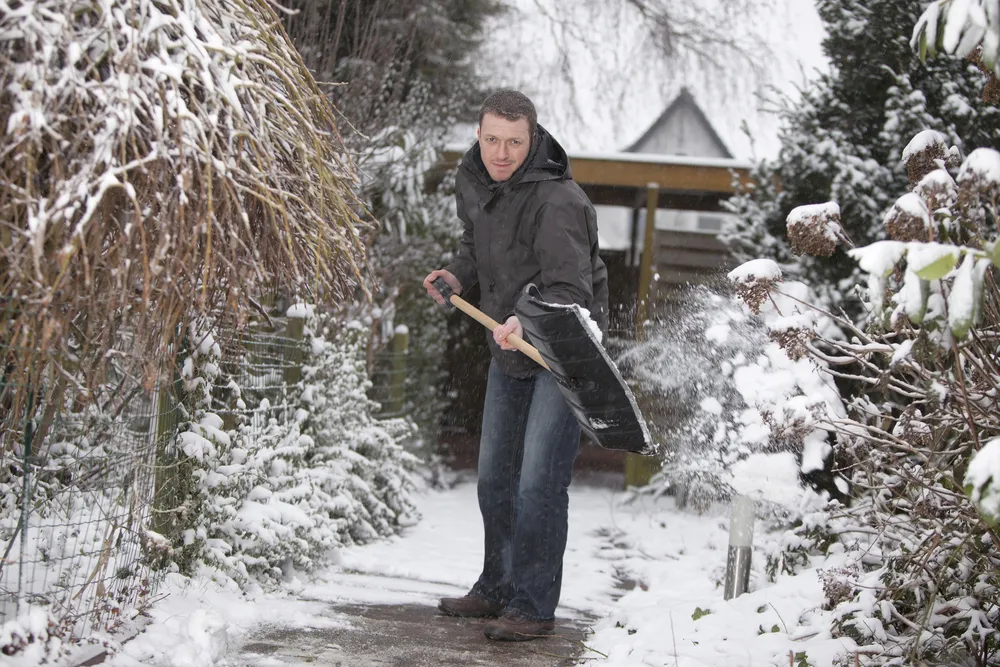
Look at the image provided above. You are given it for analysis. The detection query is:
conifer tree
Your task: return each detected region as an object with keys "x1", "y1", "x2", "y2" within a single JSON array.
[
  {"x1": 283, "y1": 0, "x2": 505, "y2": 143},
  {"x1": 726, "y1": 0, "x2": 1000, "y2": 314}
]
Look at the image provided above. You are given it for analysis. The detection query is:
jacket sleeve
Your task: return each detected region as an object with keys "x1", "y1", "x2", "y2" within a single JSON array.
[
  {"x1": 532, "y1": 198, "x2": 595, "y2": 308},
  {"x1": 443, "y1": 185, "x2": 478, "y2": 293}
]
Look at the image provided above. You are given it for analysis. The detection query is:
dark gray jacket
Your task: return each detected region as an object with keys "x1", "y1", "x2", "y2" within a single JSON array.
[{"x1": 445, "y1": 124, "x2": 609, "y2": 379}]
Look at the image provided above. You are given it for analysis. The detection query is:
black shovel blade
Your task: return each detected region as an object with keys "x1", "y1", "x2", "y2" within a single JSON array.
[{"x1": 515, "y1": 285, "x2": 654, "y2": 455}]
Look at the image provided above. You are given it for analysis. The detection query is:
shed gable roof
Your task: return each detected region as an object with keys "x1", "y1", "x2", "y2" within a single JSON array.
[{"x1": 625, "y1": 88, "x2": 733, "y2": 158}]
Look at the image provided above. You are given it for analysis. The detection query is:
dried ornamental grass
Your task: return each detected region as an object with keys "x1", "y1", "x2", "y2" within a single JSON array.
[{"x1": 0, "y1": 0, "x2": 370, "y2": 440}]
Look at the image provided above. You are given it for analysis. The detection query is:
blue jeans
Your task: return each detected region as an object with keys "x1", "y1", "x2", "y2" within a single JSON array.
[{"x1": 470, "y1": 359, "x2": 581, "y2": 621}]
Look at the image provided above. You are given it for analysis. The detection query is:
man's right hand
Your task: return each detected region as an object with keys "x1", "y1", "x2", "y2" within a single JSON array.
[{"x1": 423, "y1": 269, "x2": 462, "y2": 305}]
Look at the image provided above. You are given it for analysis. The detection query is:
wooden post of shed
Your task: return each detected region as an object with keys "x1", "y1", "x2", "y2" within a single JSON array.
[
  {"x1": 635, "y1": 183, "x2": 659, "y2": 340},
  {"x1": 626, "y1": 183, "x2": 663, "y2": 489}
]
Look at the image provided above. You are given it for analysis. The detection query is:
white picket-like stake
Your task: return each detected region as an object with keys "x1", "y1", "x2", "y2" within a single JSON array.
[{"x1": 724, "y1": 495, "x2": 755, "y2": 600}]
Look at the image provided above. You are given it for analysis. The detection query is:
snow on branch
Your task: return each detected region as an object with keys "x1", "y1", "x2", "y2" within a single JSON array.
[
  {"x1": 727, "y1": 258, "x2": 781, "y2": 313},
  {"x1": 914, "y1": 0, "x2": 1000, "y2": 78},
  {"x1": 785, "y1": 201, "x2": 848, "y2": 257},
  {"x1": 900, "y1": 129, "x2": 960, "y2": 185}
]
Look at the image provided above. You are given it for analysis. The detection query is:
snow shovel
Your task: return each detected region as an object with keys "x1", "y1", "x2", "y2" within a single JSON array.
[{"x1": 432, "y1": 278, "x2": 653, "y2": 455}]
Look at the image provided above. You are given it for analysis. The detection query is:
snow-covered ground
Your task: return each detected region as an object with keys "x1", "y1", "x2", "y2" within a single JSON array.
[{"x1": 97, "y1": 473, "x2": 859, "y2": 667}]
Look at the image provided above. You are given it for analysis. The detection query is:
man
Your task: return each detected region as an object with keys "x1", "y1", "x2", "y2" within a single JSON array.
[{"x1": 423, "y1": 90, "x2": 608, "y2": 642}]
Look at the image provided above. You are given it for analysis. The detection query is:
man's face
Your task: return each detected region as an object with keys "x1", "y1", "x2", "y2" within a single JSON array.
[{"x1": 477, "y1": 113, "x2": 532, "y2": 182}]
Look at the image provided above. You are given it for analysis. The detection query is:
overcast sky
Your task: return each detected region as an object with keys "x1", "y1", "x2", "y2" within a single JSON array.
[{"x1": 465, "y1": 0, "x2": 829, "y2": 161}]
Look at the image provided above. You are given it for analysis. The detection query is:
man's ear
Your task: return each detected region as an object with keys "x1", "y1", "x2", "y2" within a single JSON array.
[{"x1": 476, "y1": 126, "x2": 481, "y2": 140}]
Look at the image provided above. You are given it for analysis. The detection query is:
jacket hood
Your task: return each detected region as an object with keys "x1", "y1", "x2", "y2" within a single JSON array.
[{"x1": 460, "y1": 123, "x2": 571, "y2": 188}]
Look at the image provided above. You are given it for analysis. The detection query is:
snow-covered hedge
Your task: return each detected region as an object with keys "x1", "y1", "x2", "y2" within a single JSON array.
[
  {"x1": 0, "y1": 312, "x2": 422, "y2": 664},
  {"x1": 172, "y1": 315, "x2": 420, "y2": 588}
]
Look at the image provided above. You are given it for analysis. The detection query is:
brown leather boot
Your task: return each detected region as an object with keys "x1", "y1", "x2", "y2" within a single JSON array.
[
  {"x1": 437, "y1": 595, "x2": 504, "y2": 618},
  {"x1": 483, "y1": 613, "x2": 555, "y2": 641}
]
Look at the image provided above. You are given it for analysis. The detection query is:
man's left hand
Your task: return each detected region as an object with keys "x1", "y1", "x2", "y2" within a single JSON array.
[{"x1": 494, "y1": 316, "x2": 523, "y2": 352}]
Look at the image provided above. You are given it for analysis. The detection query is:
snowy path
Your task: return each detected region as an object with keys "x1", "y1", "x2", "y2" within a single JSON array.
[
  {"x1": 225, "y1": 474, "x2": 627, "y2": 666},
  {"x1": 111, "y1": 472, "x2": 853, "y2": 667}
]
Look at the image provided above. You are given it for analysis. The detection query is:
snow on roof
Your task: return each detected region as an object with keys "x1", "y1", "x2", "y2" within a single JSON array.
[
  {"x1": 444, "y1": 143, "x2": 752, "y2": 170},
  {"x1": 566, "y1": 149, "x2": 751, "y2": 169},
  {"x1": 622, "y1": 87, "x2": 734, "y2": 157}
]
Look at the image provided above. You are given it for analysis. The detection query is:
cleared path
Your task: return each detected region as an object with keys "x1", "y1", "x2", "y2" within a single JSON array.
[{"x1": 229, "y1": 472, "x2": 627, "y2": 667}]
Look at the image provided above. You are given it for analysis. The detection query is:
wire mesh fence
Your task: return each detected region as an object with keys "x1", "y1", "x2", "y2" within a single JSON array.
[
  {"x1": 0, "y1": 310, "x2": 452, "y2": 650},
  {"x1": 367, "y1": 327, "x2": 446, "y2": 444},
  {"x1": 0, "y1": 369, "x2": 179, "y2": 640},
  {"x1": 0, "y1": 314, "x2": 370, "y2": 648}
]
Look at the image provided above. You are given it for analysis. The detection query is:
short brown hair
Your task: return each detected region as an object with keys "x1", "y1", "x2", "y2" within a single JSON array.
[{"x1": 478, "y1": 90, "x2": 537, "y2": 138}]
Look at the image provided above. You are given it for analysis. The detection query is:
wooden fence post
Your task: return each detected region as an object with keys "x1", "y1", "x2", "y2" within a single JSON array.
[
  {"x1": 283, "y1": 316, "x2": 305, "y2": 386},
  {"x1": 152, "y1": 373, "x2": 180, "y2": 537},
  {"x1": 388, "y1": 325, "x2": 408, "y2": 415},
  {"x1": 635, "y1": 183, "x2": 660, "y2": 341}
]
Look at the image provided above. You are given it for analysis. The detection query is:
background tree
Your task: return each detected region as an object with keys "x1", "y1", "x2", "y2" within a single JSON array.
[
  {"x1": 725, "y1": 0, "x2": 1000, "y2": 315},
  {"x1": 475, "y1": 0, "x2": 782, "y2": 153},
  {"x1": 279, "y1": 0, "x2": 505, "y2": 447}
]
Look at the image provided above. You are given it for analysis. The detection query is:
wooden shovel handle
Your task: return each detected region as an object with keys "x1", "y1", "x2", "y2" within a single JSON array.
[{"x1": 447, "y1": 293, "x2": 550, "y2": 371}]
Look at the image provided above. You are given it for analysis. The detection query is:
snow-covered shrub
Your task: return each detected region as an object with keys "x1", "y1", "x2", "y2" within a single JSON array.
[
  {"x1": 170, "y1": 315, "x2": 419, "y2": 589},
  {"x1": 299, "y1": 316, "x2": 420, "y2": 546},
  {"x1": 725, "y1": 0, "x2": 1000, "y2": 319},
  {"x1": 738, "y1": 136, "x2": 1000, "y2": 665},
  {"x1": 0, "y1": 607, "x2": 69, "y2": 667}
]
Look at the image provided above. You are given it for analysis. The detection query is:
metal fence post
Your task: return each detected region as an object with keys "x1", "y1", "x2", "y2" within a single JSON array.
[
  {"x1": 387, "y1": 325, "x2": 408, "y2": 415},
  {"x1": 724, "y1": 494, "x2": 755, "y2": 600}
]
